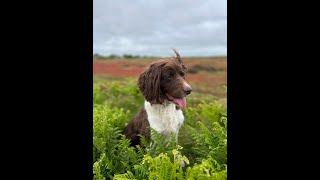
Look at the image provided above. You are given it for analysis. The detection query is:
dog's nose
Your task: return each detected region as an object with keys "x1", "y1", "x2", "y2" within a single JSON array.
[{"x1": 184, "y1": 86, "x2": 192, "y2": 95}]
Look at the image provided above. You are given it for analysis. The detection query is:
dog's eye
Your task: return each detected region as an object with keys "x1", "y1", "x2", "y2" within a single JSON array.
[
  {"x1": 166, "y1": 74, "x2": 173, "y2": 79},
  {"x1": 180, "y1": 72, "x2": 185, "y2": 77}
]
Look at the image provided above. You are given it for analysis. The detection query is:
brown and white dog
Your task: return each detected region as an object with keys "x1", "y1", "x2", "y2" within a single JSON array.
[{"x1": 122, "y1": 49, "x2": 192, "y2": 146}]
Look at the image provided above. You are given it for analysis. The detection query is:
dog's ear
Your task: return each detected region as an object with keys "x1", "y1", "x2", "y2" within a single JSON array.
[{"x1": 138, "y1": 63, "x2": 164, "y2": 104}]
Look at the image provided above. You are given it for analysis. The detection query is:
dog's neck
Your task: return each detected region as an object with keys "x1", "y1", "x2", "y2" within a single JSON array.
[
  {"x1": 145, "y1": 99, "x2": 176, "y2": 115},
  {"x1": 144, "y1": 100, "x2": 184, "y2": 140}
]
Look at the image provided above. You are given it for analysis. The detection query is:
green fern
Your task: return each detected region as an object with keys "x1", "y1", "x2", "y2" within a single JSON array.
[
  {"x1": 148, "y1": 128, "x2": 179, "y2": 158},
  {"x1": 93, "y1": 79, "x2": 227, "y2": 180},
  {"x1": 114, "y1": 147, "x2": 228, "y2": 180},
  {"x1": 93, "y1": 104, "x2": 142, "y2": 179},
  {"x1": 93, "y1": 84, "x2": 108, "y2": 105},
  {"x1": 114, "y1": 147, "x2": 189, "y2": 180},
  {"x1": 181, "y1": 101, "x2": 227, "y2": 166},
  {"x1": 185, "y1": 157, "x2": 227, "y2": 180},
  {"x1": 186, "y1": 117, "x2": 227, "y2": 166},
  {"x1": 93, "y1": 104, "x2": 130, "y2": 162}
]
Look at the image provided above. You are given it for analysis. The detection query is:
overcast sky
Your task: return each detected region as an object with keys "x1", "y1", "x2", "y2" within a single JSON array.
[{"x1": 93, "y1": 0, "x2": 227, "y2": 57}]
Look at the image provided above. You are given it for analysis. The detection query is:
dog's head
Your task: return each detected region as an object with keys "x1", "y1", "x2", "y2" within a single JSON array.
[{"x1": 138, "y1": 49, "x2": 192, "y2": 108}]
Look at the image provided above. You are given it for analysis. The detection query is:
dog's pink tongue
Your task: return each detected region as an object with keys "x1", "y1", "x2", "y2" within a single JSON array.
[{"x1": 173, "y1": 97, "x2": 186, "y2": 109}]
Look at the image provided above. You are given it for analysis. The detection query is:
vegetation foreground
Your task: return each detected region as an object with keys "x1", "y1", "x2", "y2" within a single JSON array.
[{"x1": 93, "y1": 78, "x2": 227, "y2": 180}]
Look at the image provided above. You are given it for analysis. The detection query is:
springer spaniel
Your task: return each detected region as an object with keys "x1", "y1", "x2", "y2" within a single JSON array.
[{"x1": 123, "y1": 49, "x2": 192, "y2": 146}]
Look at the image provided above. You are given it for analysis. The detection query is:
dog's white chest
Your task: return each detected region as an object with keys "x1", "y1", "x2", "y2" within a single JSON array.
[{"x1": 144, "y1": 101, "x2": 184, "y2": 136}]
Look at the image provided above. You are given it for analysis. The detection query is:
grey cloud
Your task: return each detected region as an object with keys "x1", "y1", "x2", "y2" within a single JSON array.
[{"x1": 93, "y1": 0, "x2": 227, "y2": 57}]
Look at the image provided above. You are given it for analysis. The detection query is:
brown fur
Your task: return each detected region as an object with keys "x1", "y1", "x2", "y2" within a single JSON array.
[
  {"x1": 123, "y1": 49, "x2": 192, "y2": 146},
  {"x1": 122, "y1": 108, "x2": 150, "y2": 146},
  {"x1": 137, "y1": 49, "x2": 190, "y2": 104}
]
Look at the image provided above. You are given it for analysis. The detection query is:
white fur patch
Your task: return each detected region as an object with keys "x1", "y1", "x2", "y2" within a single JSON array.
[{"x1": 144, "y1": 100, "x2": 184, "y2": 141}]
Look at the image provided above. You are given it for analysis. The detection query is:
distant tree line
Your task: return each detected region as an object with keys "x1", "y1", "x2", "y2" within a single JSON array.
[{"x1": 93, "y1": 53, "x2": 158, "y2": 59}]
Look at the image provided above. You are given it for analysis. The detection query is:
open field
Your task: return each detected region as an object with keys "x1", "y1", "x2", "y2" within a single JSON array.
[
  {"x1": 93, "y1": 57, "x2": 227, "y2": 179},
  {"x1": 93, "y1": 57, "x2": 227, "y2": 98}
]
